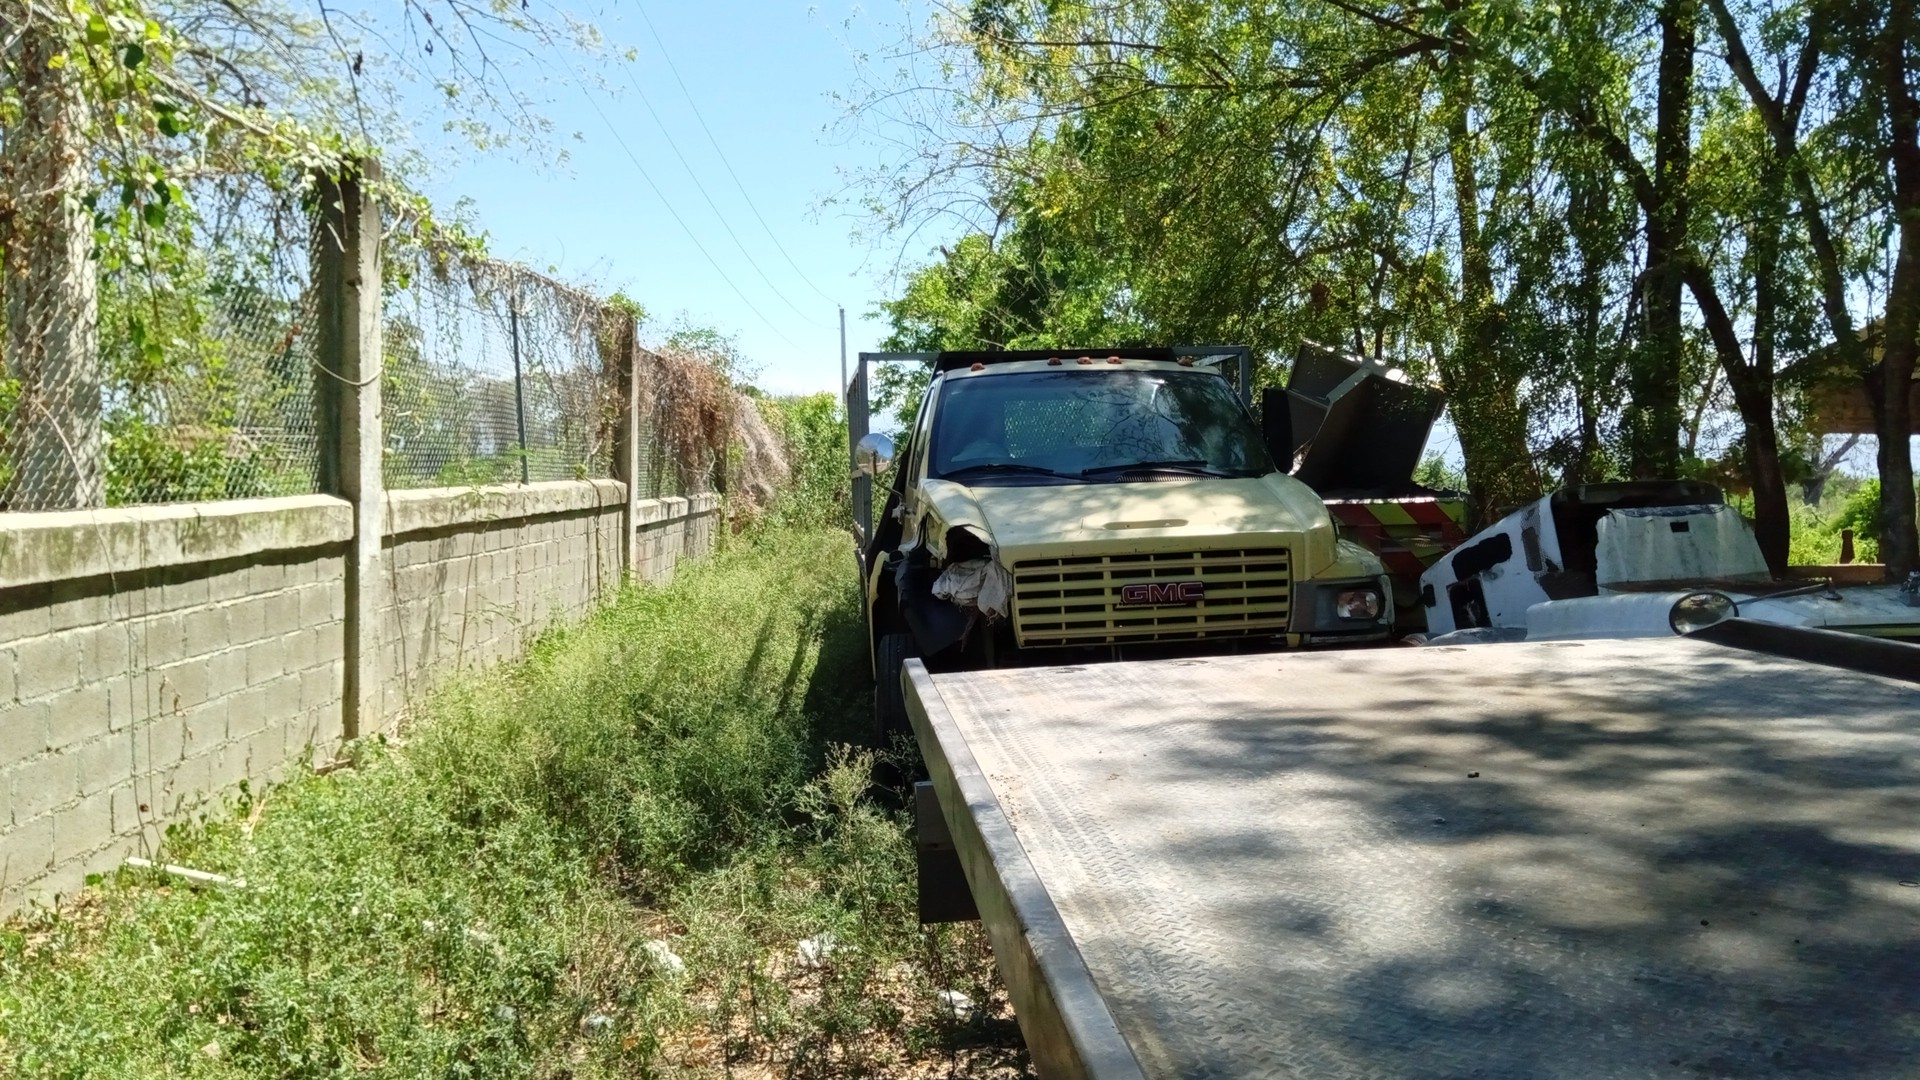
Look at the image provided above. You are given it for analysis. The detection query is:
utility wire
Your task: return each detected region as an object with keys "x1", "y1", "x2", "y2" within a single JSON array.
[
  {"x1": 613, "y1": 49, "x2": 832, "y2": 329},
  {"x1": 556, "y1": 54, "x2": 801, "y2": 350},
  {"x1": 632, "y1": 1, "x2": 842, "y2": 307}
]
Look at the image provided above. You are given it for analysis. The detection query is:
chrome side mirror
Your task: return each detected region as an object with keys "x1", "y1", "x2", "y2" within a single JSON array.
[
  {"x1": 854, "y1": 432, "x2": 895, "y2": 477},
  {"x1": 1669, "y1": 591, "x2": 1738, "y2": 636}
]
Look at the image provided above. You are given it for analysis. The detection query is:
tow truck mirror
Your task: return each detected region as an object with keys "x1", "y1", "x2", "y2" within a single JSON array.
[
  {"x1": 1260, "y1": 387, "x2": 1294, "y2": 473},
  {"x1": 855, "y1": 432, "x2": 896, "y2": 477},
  {"x1": 1669, "y1": 591, "x2": 1738, "y2": 636}
]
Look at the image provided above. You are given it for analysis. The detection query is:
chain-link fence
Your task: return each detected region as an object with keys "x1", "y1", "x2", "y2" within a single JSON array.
[
  {"x1": 0, "y1": 173, "x2": 733, "y2": 513},
  {"x1": 0, "y1": 186, "x2": 323, "y2": 511},
  {"x1": 382, "y1": 247, "x2": 626, "y2": 489}
]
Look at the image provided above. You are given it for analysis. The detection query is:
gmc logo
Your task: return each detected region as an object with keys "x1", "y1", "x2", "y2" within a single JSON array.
[{"x1": 1118, "y1": 581, "x2": 1206, "y2": 607}]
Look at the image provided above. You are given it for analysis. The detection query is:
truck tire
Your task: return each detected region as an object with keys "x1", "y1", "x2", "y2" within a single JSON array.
[{"x1": 874, "y1": 633, "x2": 917, "y2": 745}]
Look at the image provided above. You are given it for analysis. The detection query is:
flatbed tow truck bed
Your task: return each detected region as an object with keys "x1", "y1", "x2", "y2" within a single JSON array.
[{"x1": 903, "y1": 638, "x2": 1920, "y2": 1080}]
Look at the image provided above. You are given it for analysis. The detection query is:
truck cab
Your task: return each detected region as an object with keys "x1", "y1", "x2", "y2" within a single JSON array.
[{"x1": 851, "y1": 348, "x2": 1394, "y2": 736}]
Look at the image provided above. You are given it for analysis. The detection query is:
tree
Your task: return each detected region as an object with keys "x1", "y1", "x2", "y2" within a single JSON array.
[{"x1": 0, "y1": 0, "x2": 582, "y2": 507}]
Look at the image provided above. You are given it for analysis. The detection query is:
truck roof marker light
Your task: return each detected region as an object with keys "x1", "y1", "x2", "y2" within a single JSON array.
[
  {"x1": 1047, "y1": 357, "x2": 1062, "y2": 366},
  {"x1": 1108, "y1": 356, "x2": 1122, "y2": 364},
  {"x1": 970, "y1": 362, "x2": 985, "y2": 371},
  {"x1": 1078, "y1": 356, "x2": 1094, "y2": 365},
  {"x1": 1177, "y1": 356, "x2": 1195, "y2": 366}
]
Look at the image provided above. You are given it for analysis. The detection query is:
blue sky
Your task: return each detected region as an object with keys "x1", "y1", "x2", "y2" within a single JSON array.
[
  {"x1": 401, "y1": 0, "x2": 935, "y2": 397},
  {"x1": 387, "y1": 2, "x2": 1907, "y2": 477}
]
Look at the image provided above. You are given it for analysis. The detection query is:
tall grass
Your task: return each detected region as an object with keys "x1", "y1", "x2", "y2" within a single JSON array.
[{"x1": 0, "y1": 527, "x2": 1026, "y2": 1078}]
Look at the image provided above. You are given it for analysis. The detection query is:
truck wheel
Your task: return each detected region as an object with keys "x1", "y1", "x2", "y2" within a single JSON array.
[{"x1": 874, "y1": 633, "x2": 917, "y2": 745}]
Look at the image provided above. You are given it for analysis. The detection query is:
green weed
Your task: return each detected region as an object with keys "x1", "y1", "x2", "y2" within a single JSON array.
[{"x1": 0, "y1": 527, "x2": 1028, "y2": 1079}]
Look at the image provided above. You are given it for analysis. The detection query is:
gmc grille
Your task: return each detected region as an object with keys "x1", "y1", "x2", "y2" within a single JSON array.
[{"x1": 1011, "y1": 548, "x2": 1292, "y2": 647}]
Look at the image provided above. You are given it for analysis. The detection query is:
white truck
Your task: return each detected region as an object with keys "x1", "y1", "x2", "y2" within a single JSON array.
[
  {"x1": 846, "y1": 347, "x2": 1397, "y2": 739},
  {"x1": 1417, "y1": 479, "x2": 1920, "y2": 642}
]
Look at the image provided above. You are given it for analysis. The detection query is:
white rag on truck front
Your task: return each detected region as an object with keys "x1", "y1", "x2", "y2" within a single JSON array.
[{"x1": 933, "y1": 558, "x2": 1014, "y2": 620}]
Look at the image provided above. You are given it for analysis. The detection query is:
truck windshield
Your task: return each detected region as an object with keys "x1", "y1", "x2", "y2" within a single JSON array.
[{"x1": 929, "y1": 369, "x2": 1273, "y2": 482}]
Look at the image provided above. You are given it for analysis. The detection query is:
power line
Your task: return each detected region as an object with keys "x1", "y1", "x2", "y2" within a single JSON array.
[
  {"x1": 612, "y1": 47, "x2": 832, "y2": 330},
  {"x1": 554, "y1": 53, "x2": 801, "y2": 350},
  {"x1": 631, "y1": 1, "x2": 843, "y2": 308}
]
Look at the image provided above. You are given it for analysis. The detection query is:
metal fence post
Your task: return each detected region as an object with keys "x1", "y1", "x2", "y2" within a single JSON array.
[
  {"x1": 313, "y1": 156, "x2": 386, "y2": 739},
  {"x1": 508, "y1": 298, "x2": 531, "y2": 485},
  {"x1": 610, "y1": 314, "x2": 642, "y2": 578}
]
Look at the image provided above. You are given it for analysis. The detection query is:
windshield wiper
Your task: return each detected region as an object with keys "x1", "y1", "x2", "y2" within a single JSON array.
[
  {"x1": 1081, "y1": 459, "x2": 1239, "y2": 478},
  {"x1": 941, "y1": 462, "x2": 1081, "y2": 481}
]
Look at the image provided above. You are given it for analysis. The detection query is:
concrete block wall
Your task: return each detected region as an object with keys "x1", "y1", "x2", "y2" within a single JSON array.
[
  {"x1": 377, "y1": 481, "x2": 629, "y2": 724},
  {"x1": 0, "y1": 482, "x2": 719, "y2": 912},
  {"x1": 0, "y1": 497, "x2": 351, "y2": 911}
]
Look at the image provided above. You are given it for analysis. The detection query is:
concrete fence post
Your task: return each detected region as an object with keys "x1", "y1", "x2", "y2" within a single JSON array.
[
  {"x1": 612, "y1": 315, "x2": 643, "y2": 578},
  {"x1": 313, "y1": 157, "x2": 386, "y2": 740}
]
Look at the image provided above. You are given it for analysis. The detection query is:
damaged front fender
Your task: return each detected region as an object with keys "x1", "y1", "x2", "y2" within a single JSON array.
[
  {"x1": 893, "y1": 546, "x2": 973, "y2": 657},
  {"x1": 905, "y1": 479, "x2": 993, "y2": 561},
  {"x1": 897, "y1": 480, "x2": 1012, "y2": 653}
]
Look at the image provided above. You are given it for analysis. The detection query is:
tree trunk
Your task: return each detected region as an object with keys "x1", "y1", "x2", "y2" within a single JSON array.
[
  {"x1": 1440, "y1": 28, "x2": 1538, "y2": 518},
  {"x1": 1876, "y1": 0, "x2": 1920, "y2": 578},
  {"x1": 0, "y1": 11, "x2": 102, "y2": 510},
  {"x1": 1728, "y1": 375, "x2": 1791, "y2": 573},
  {"x1": 1630, "y1": 0, "x2": 1697, "y2": 479}
]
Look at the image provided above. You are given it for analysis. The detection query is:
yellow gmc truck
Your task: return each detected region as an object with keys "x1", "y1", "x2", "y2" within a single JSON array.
[{"x1": 848, "y1": 347, "x2": 1400, "y2": 737}]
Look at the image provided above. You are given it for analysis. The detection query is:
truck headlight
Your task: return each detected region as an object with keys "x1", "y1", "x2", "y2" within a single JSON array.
[{"x1": 1335, "y1": 587, "x2": 1383, "y2": 621}]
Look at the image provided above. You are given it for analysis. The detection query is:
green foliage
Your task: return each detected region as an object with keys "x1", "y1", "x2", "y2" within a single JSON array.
[
  {"x1": 760, "y1": 393, "x2": 850, "y2": 531},
  {"x1": 0, "y1": 528, "x2": 1018, "y2": 1078},
  {"x1": 860, "y1": 0, "x2": 1920, "y2": 539},
  {"x1": 1414, "y1": 455, "x2": 1469, "y2": 493},
  {"x1": 1835, "y1": 480, "x2": 1883, "y2": 564},
  {"x1": 1738, "y1": 476, "x2": 1882, "y2": 565}
]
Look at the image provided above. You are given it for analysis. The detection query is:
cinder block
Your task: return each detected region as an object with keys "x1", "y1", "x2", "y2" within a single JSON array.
[
  {"x1": 158, "y1": 754, "x2": 214, "y2": 816},
  {"x1": 245, "y1": 723, "x2": 288, "y2": 775},
  {"x1": 244, "y1": 636, "x2": 286, "y2": 687},
  {"x1": 263, "y1": 673, "x2": 302, "y2": 723},
  {"x1": 312, "y1": 623, "x2": 345, "y2": 665},
  {"x1": 181, "y1": 699, "x2": 229, "y2": 756},
  {"x1": 47, "y1": 683, "x2": 112, "y2": 751},
  {"x1": 225, "y1": 597, "x2": 268, "y2": 645},
  {"x1": 70, "y1": 735, "x2": 130, "y2": 798},
  {"x1": 226, "y1": 687, "x2": 268, "y2": 739},
  {"x1": 299, "y1": 665, "x2": 340, "y2": 712},
  {"x1": 298, "y1": 585, "x2": 331, "y2": 629},
  {"x1": 0, "y1": 594, "x2": 53, "y2": 643},
  {"x1": 124, "y1": 610, "x2": 186, "y2": 668},
  {"x1": 154, "y1": 660, "x2": 210, "y2": 712},
  {"x1": 76, "y1": 623, "x2": 132, "y2": 682},
  {"x1": 46, "y1": 581, "x2": 109, "y2": 633},
  {"x1": 109, "y1": 782, "x2": 141, "y2": 833},
  {"x1": 246, "y1": 561, "x2": 289, "y2": 596},
  {"x1": 262, "y1": 588, "x2": 301, "y2": 635},
  {"x1": 158, "y1": 568, "x2": 212, "y2": 613},
  {"x1": 52, "y1": 789, "x2": 116, "y2": 856},
  {"x1": 135, "y1": 711, "x2": 187, "y2": 771},
  {"x1": 8, "y1": 754, "x2": 74, "y2": 822},
  {"x1": 179, "y1": 606, "x2": 227, "y2": 659},
  {"x1": 207, "y1": 741, "x2": 252, "y2": 796},
  {"x1": 224, "y1": 688, "x2": 265, "y2": 742},
  {"x1": 205, "y1": 564, "x2": 255, "y2": 604},
  {"x1": 0, "y1": 813, "x2": 57, "y2": 877},
  {"x1": 13, "y1": 635, "x2": 79, "y2": 702},
  {"x1": 104, "y1": 678, "x2": 143, "y2": 733},
  {"x1": 204, "y1": 645, "x2": 248, "y2": 698}
]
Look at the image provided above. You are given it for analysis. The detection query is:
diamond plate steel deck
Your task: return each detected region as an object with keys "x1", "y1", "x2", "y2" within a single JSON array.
[{"x1": 904, "y1": 638, "x2": 1920, "y2": 1080}]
